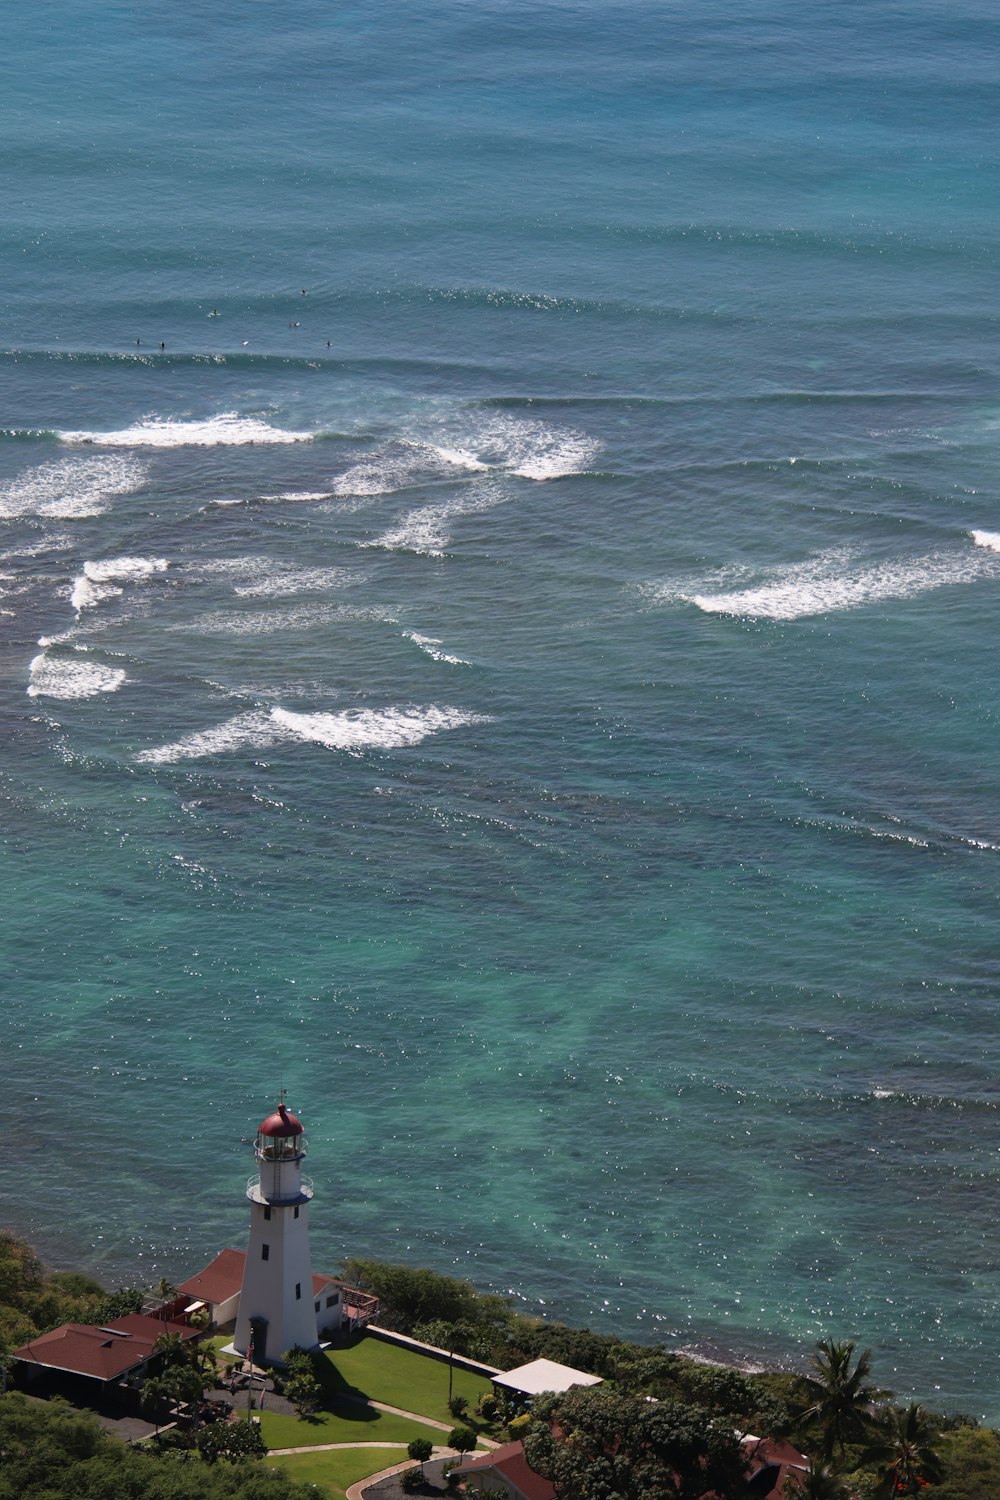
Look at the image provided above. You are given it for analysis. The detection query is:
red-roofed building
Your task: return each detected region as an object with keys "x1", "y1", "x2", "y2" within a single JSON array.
[
  {"x1": 176, "y1": 1246, "x2": 377, "y2": 1340},
  {"x1": 452, "y1": 1434, "x2": 811, "y2": 1500},
  {"x1": 13, "y1": 1313, "x2": 201, "y2": 1411},
  {"x1": 452, "y1": 1441, "x2": 556, "y2": 1500},
  {"x1": 741, "y1": 1436, "x2": 810, "y2": 1498}
]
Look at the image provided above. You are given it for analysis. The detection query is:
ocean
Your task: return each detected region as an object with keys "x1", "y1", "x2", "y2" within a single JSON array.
[{"x1": 2, "y1": 0, "x2": 1000, "y2": 1417}]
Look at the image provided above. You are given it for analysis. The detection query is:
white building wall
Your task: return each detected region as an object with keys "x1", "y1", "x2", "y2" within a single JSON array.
[{"x1": 234, "y1": 1198, "x2": 319, "y2": 1361}]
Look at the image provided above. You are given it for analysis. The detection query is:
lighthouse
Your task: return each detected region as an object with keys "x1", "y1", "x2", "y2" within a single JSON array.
[{"x1": 233, "y1": 1099, "x2": 320, "y2": 1364}]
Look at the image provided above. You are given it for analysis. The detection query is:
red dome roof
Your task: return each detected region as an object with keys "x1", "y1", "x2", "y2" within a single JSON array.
[{"x1": 258, "y1": 1103, "x2": 304, "y2": 1137}]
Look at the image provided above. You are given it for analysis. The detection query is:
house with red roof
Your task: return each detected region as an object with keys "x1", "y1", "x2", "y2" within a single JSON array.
[
  {"x1": 176, "y1": 1246, "x2": 352, "y2": 1337},
  {"x1": 13, "y1": 1313, "x2": 201, "y2": 1411},
  {"x1": 450, "y1": 1434, "x2": 811, "y2": 1500}
]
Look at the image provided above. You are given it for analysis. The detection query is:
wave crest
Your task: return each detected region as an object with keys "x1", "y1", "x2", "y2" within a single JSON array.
[
  {"x1": 0, "y1": 456, "x2": 147, "y2": 518},
  {"x1": 60, "y1": 413, "x2": 314, "y2": 447},
  {"x1": 28, "y1": 651, "x2": 126, "y2": 699},
  {"x1": 137, "y1": 703, "x2": 489, "y2": 764}
]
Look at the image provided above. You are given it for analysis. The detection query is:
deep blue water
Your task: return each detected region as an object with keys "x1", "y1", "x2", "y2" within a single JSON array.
[{"x1": 2, "y1": 0, "x2": 1000, "y2": 1416}]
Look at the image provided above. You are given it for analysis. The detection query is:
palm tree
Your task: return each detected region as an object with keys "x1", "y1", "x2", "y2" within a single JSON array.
[
  {"x1": 784, "y1": 1459, "x2": 848, "y2": 1500},
  {"x1": 153, "y1": 1330, "x2": 190, "y2": 1369},
  {"x1": 800, "y1": 1338, "x2": 887, "y2": 1464},
  {"x1": 863, "y1": 1403, "x2": 944, "y2": 1498}
]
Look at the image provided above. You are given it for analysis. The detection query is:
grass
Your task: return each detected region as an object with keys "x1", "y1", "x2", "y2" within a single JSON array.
[
  {"x1": 324, "y1": 1334, "x2": 499, "y2": 1431},
  {"x1": 259, "y1": 1403, "x2": 438, "y2": 1450},
  {"x1": 208, "y1": 1329, "x2": 498, "y2": 1451},
  {"x1": 265, "y1": 1446, "x2": 407, "y2": 1498}
]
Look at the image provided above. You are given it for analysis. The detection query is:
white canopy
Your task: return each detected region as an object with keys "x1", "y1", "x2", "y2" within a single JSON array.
[{"x1": 492, "y1": 1357, "x2": 603, "y2": 1396}]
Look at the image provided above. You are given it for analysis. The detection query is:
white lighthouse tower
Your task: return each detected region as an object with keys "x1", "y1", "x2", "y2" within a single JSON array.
[{"x1": 233, "y1": 1099, "x2": 319, "y2": 1364}]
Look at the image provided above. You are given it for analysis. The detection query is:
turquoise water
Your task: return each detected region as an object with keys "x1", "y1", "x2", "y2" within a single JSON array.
[{"x1": 3, "y1": 0, "x2": 1000, "y2": 1416}]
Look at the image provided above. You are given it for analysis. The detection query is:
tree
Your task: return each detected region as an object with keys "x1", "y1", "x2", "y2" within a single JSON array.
[
  {"x1": 141, "y1": 1375, "x2": 172, "y2": 1434},
  {"x1": 285, "y1": 1369, "x2": 323, "y2": 1415},
  {"x1": 0, "y1": 1391, "x2": 311, "y2": 1500},
  {"x1": 799, "y1": 1338, "x2": 887, "y2": 1464},
  {"x1": 448, "y1": 1425, "x2": 478, "y2": 1458},
  {"x1": 784, "y1": 1458, "x2": 848, "y2": 1499},
  {"x1": 862, "y1": 1403, "x2": 944, "y2": 1497},
  {"x1": 340, "y1": 1258, "x2": 512, "y2": 1348},
  {"x1": 142, "y1": 1363, "x2": 204, "y2": 1431},
  {"x1": 93, "y1": 1286, "x2": 144, "y2": 1322},
  {"x1": 408, "y1": 1437, "x2": 434, "y2": 1472},
  {"x1": 522, "y1": 1386, "x2": 747, "y2": 1500},
  {"x1": 931, "y1": 1424, "x2": 1000, "y2": 1500},
  {"x1": 197, "y1": 1416, "x2": 269, "y2": 1464}
]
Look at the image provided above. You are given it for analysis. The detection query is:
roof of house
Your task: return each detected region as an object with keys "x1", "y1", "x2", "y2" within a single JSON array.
[
  {"x1": 453, "y1": 1441, "x2": 556, "y2": 1500},
  {"x1": 177, "y1": 1247, "x2": 338, "y2": 1306},
  {"x1": 455, "y1": 1433, "x2": 810, "y2": 1500},
  {"x1": 492, "y1": 1357, "x2": 604, "y2": 1396},
  {"x1": 177, "y1": 1247, "x2": 247, "y2": 1305},
  {"x1": 741, "y1": 1436, "x2": 810, "y2": 1499},
  {"x1": 14, "y1": 1314, "x2": 199, "y2": 1383}
]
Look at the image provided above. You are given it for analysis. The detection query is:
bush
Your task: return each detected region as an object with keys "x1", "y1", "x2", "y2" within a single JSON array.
[
  {"x1": 448, "y1": 1425, "x2": 478, "y2": 1456},
  {"x1": 448, "y1": 1394, "x2": 469, "y2": 1420},
  {"x1": 284, "y1": 1370, "x2": 323, "y2": 1415},
  {"x1": 196, "y1": 1418, "x2": 269, "y2": 1465},
  {"x1": 408, "y1": 1438, "x2": 434, "y2": 1466},
  {"x1": 400, "y1": 1466, "x2": 425, "y2": 1492},
  {"x1": 477, "y1": 1391, "x2": 501, "y2": 1421}
]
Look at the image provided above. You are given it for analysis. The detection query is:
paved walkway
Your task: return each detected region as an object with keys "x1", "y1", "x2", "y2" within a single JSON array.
[
  {"x1": 366, "y1": 1398, "x2": 498, "y2": 1444},
  {"x1": 349, "y1": 1452, "x2": 456, "y2": 1500}
]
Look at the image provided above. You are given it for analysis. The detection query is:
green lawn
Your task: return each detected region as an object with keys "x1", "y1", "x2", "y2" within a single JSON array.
[
  {"x1": 265, "y1": 1447, "x2": 407, "y2": 1499},
  {"x1": 324, "y1": 1334, "x2": 498, "y2": 1430},
  {"x1": 259, "y1": 1403, "x2": 437, "y2": 1450}
]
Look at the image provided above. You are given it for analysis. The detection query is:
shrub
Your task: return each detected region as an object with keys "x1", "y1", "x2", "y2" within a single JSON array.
[
  {"x1": 477, "y1": 1391, "x2": 501, "y2": 1421},
  {"x1": 400, "y1": 1466, "x2": 425, "y2": 1492},
  {"x1": 449, "y1": 1394, "x2": 469, "y2": 1420},
  {"x1": 408, "y1": 1438, "x2": 434, "y2": 1466},
  {"x1": 448, "y1": 1425, "x2": 478, "y2": 1456}
]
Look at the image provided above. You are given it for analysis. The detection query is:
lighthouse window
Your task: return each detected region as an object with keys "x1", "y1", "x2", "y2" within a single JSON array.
[
  {"x1": 295, "y1": 1283, "x2": 301, "y2": 1300},
  {"x1": 294, "y1": 1206, "x2": 300, "y2": 1219},
  {"x1": 263, "y1": 1207, "x2": 271, "y2": 1221},
  {"x1": 261, "y1": 1244, "x2": 270, "y2": 1261}
]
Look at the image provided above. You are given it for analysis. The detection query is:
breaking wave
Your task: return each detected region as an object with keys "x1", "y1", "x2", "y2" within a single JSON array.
[
  {"x1": 59, "y1": 412, "x2": 314, "y2": 446},
  {"x1": 136, "y1": 703, "x2": 489, "y2": 764},
  {"x1": 0, "y1": 456, "x2": 147, "y2": 518},
  {"x1": 27, "y1": 650, "x2": 126, "y2": 699},
  {"x1": 404, "y1": 632, "x2": 471, "y2": 665},
  {"x1": 686, "y1": 543, "x2": 1000, "y2": 621},
  {"x1": 71, "y1": 555, "x2": 169, "y2": 612}
]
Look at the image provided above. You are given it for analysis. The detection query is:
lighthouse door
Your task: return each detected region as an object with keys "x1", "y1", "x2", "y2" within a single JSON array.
[{"x1": 250, "y1": 1316, "x2": 268, "y2": 1365}]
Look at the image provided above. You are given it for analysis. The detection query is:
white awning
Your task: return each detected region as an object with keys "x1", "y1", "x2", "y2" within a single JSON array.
[{"x1": 492, "y1": 1357, "x2": 603, "y2": 1396}]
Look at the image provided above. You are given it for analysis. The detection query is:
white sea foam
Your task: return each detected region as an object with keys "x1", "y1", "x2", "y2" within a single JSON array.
[
  {"x1": 71, "y1": 555, "x2": 169, "y2": 612},
  {"x1": 177, "y1": 604, "x2": 341, "y2": 635},
  {"x1": 271, "y1": 704, "x2": 489, "y2": 751},
  {"x1": 330, "y1": 446, "x2": 464, "y2": 498},
  {"x1": 0, "y1": 456, "x2": 147, "y2": 519},
  {"x1": 332, "y1": 416, "x2": 600, "y2": 499},
  {"x1": 367, "y1": 489, "x2": 503, "y2": 555},
  {"x1": 59, "y1": 412, "x2": 314, "y2": 447},
  {"x1": 27, "y1": 651, "x2": 126, "y2": 699},
  {"x1": 232, "y1": 565, "x2": 355, "y2": 599},
  {"x1": 135, "y1": 711, "x2": 280, "y2": 764},
  {"x1": 690, "y1": 545, "x2": 1000, "y2": 620},
  {"x1": 262, "y1": 491, "x2": 332, "y2": 503},
  {"x1": 137, "y1": 702, "x2": 489, "y2": 764},
  {"x1": 971, "y1": 529, "x2": 1000, "y2": 553},
  {"x1": 405, "y1": 631, "x2": 471, "y2": 665},
  {"x1": 422, "y1": 413, "x2": 601, "y2": 481}
]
